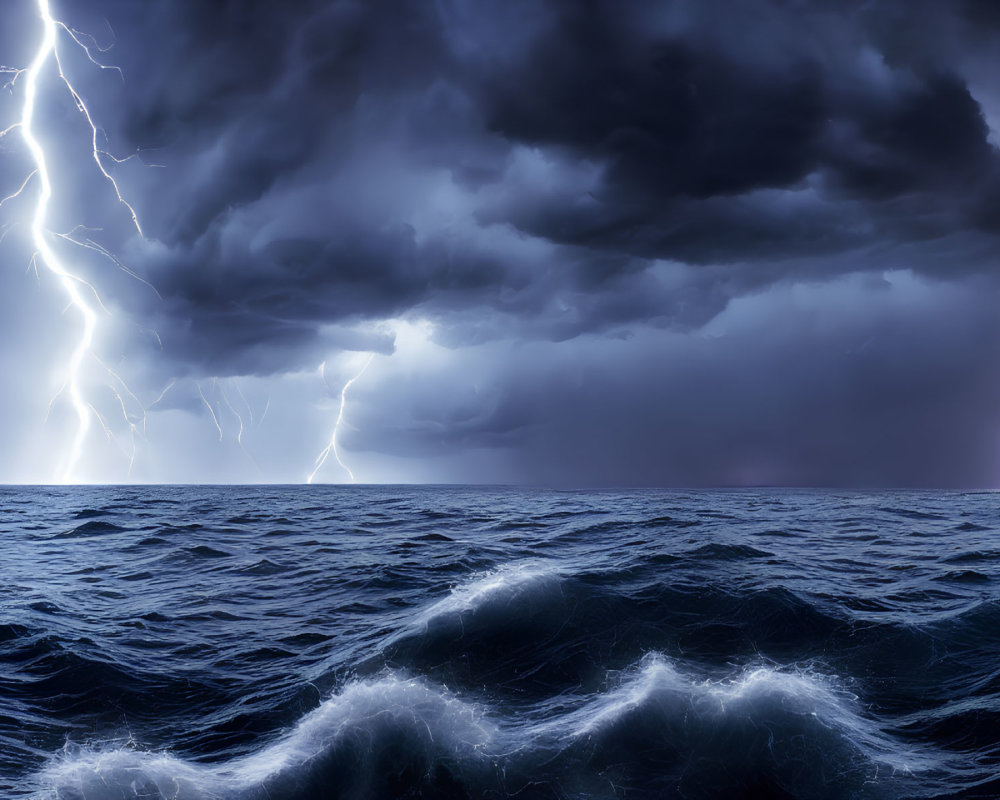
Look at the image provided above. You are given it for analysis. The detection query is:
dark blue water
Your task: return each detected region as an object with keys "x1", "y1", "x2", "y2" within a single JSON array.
[{"x1": 1, "y1": 487, "x2": 998, "y2": 799}]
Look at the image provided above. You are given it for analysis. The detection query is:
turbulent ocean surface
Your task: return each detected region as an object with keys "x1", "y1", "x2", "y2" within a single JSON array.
[{"x1": 1, "y1": 487, "x2": 999, "y2": 799}]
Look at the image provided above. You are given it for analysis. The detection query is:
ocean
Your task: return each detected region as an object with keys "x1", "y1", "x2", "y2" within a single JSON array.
[{"x1": 1, "y1": 486, "x2": 998, "y2": 799}]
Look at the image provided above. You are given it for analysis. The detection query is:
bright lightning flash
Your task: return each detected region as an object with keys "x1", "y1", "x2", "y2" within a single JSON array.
[
  {"x1": 2, "y1": 0, "x2": 148, "y2": 482},
  {"x1": 307, "y1": 353, "x2": 375, "y2": 484}
]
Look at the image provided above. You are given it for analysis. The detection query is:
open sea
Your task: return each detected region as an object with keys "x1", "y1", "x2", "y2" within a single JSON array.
[{"x1": 1, "y1": 486, "x2": 998, "y2": 799}]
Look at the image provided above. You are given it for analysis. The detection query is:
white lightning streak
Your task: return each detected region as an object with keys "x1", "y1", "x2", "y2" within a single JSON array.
[
  {"x1": 5, "y1": 0, "x2": 152, "y2": 482},
  {"x1": 2, "y1": 66, "x2": 26, "y2": 94},
  {"x1": 0, "y1": 170, "x2": 36, "y2": 209},
  {"x1": 105, "y1": 383, "x2": 138, "y2": 473},
  {"x1": 198, "y1": 382, "x2": 223, "y2": 442},
  {"x1": 56, "y1": 228, "x2": 161, "y2": 298},
  {"x1": 0, "y1": 222, "x2": 16, "y2": 246},
  {"x1": 220, "y1": 380, "x2": 261, "y2": 474},
  {"x1": 20, "y1": 0, "x2": 97, "y2": 483},
  {"x1": 234, "y1": 379, "x2": 254, "y2": 426},
  {"x1": 219, "y1": 383, "x2": 245, "y2": 446},
  {"x1": 148, "y1": 379, "x2": 175, "y2": 410},
  {"x1": 307, "y1": 354, "x2": 374, "y2": 484},
  {"x1": 95, "y1": 354, "x2": 145, "y2": 431},
  {"x1": 49, "y1": 22, "x2": 141, "y2": 236}
]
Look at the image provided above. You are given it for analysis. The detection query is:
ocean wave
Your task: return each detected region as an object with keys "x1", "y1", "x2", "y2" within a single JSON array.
[
  {"x1": 372, "y1": 561, "x2": 575, "y2": 685},
  {"x1": 34, "y1": 657, "x2": 934, "y2": 800},
  {"x1": 531, "y1": 654, "x2": 932, "y2": 798},
  {"x1": 374, "y1": 562, "x2": 939, "y2": 693},
  {"x1": 54, "y1": 521, "x2": 130, "y2": 538},
  {"x1": 940, "y1": 547, "x2": 1000, "y2": 563},
  {"x1": 35, "y1": 675, "x2": 495, "y2": 800},
  {"x1": 384, "y1": 561, "x2": 567, "y2": 648},
  {"x1": 925, "y1": 599, "x2": 1000, "y2": 644},
  {"x1": 685, "y1": 542, "x2": 773, "y2": 560},
  {"x1": 9, "y1": 488, "x2": 1000, "y2": 799},
  {"x1": 573, "y1": 655, "x2": 914, "y2": 761}
]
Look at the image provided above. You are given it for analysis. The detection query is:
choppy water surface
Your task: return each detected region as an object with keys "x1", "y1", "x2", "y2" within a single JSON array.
[{"x1": 1, "y1": 487, "x2": 999, "y2": 799}]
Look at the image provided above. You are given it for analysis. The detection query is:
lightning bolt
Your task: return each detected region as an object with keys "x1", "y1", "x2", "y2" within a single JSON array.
[
  {"x1": 307, "y1": 353, "x2": 375, "y2": 484},
  {"x1": 198, "y1": 382, "x2": 224, "y2": 443},
  {"x1": 7, "y1": 3, "x2": 384, "y2": 484},
  {"x1": 2, "y1": 0, "x2": 151, "y2": 482},
  {"x1": 219, "y1": 378, "x2": 261, "y2": 474},
  {"x1": 148, "y1": 378, "x2": 175, "y2": 410}
]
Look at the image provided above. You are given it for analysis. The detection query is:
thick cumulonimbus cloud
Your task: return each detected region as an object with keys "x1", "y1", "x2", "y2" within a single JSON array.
[
  {"x1": 8, "y1": 0, "x2": 999, "y2": 484},
  {"x1": 60, "y1": 0, "x2": 1000, "y2": 369}
]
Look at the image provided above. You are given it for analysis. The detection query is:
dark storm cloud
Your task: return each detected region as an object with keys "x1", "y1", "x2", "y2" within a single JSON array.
[
  {"x1": 480, "y1": 5, "x2": 829, "y2": 198},
  {"x1": 472, "y1": 0, "x2": 999, "y2": 265},
  {"x1": 51, "y1": 0, "x2": 1000, "y2": 374},
  {"x1": 351, "y1": 274, "x2": 1000, "y2": 487},
  {"x1": 22, "y1": 0, "x2": 1000, "y2": 484}
]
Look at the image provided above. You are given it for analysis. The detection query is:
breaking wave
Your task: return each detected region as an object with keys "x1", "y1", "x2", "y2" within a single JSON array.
[
  {"x1": 38, "y1": 675, "x2": 495, "y2": 800},
  {"x1": 5, "y1": 487, "x2": 998, "y2": 798},
  {"x1": 34, "y1": 655, "x2": 933, "y2": 800}
]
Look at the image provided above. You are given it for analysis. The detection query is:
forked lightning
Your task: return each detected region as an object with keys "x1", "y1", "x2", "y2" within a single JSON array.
[
  {"x1": 2, "y1": 0, "x2": 147, "y2": 481},
  {"x1": 307, "y1": 354, "x2": 375, "y2": 484}
]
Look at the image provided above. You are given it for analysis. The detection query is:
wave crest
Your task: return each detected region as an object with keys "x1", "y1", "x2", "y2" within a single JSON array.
[
  {"x1": 535, "y1": 654, "x2": 930, "y2": 798},
  {"x1": 38, "y1": 675, "x2": 495, "y2": 800}
]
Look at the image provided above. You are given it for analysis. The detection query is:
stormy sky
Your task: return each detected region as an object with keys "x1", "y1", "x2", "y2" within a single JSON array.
[{"x1": 1, "y1": 0, "x2": 1000, "y2": 485}]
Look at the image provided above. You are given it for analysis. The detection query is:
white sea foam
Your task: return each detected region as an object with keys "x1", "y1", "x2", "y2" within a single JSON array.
[
  {"x1": 34, "y1": 657, "x2": 933, "y2": 800},
  {"x1": 35, "y1": 675, "x2": 495, "y2": 800},
  {"x1": 400, "y1": 561, "x2": 566, "y2": 633},
  {"x1": 541, "y1": 653, "x2": 933, "y2": 776},
  {"x1": 34, "y1": 646, "x2": 933, "y2": 798},
  {"x1": 37, "y1": 749, "x2": 217, "y2": 800},
  {"x1": 37, "y1": 564, "x2": 568, "y2": 798}
]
